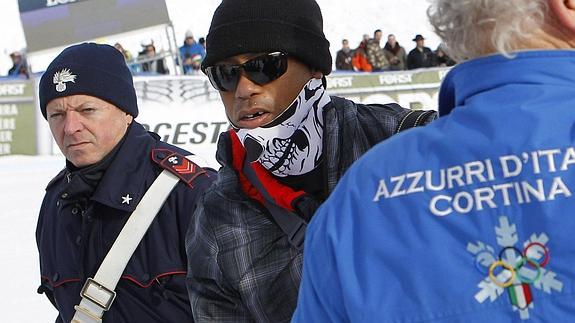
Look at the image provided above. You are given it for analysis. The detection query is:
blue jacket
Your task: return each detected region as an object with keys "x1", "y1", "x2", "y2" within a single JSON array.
[
  {"x1": 179, "y1": 43, "x2": 205, "y2": 60},
  {"x1": 179, "y1": 42, "x2": 205, "y2": 74},
  {"x1": 293, "y1": 51, "x2": 575, "y2": 322},
  {"x1": 36, "y1": 121, "x2": 215, "y2": 322}
]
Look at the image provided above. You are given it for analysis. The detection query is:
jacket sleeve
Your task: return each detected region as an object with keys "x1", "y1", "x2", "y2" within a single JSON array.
[
  {"x1": 185, "y1": 199, "x2": 253, "y2": 322},
  {"x1": 356, "y1": 102, "x2": 408, "y2": 142},
  {"x1": 356, "y1": 102, "x2": 437, "y2": 141}
]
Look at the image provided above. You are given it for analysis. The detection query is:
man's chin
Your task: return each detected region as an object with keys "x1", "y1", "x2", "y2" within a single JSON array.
[{"x1": 65, "y1": 152, "x2": 99, "y2": 168}]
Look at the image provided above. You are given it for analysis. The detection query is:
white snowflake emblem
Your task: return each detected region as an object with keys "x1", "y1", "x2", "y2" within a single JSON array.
[
  {"x1": 467, "y1": 216, "x2": 563, "y2": 320},
  {"x1": 53, "y1": 68, "x2": 77, "y2": 92}
]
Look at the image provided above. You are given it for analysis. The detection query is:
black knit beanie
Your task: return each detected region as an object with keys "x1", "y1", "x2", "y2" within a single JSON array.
[
  {"x1": 202, "y1": 0, "x2": 332, "y2": 75},
  {"x1": 39, "y1": 43, "x2": 138, "y2": 119}
]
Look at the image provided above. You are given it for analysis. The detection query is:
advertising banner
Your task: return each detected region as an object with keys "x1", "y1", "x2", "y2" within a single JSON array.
[
  {"x1": 134, "y1": 75, "x2": 228, "y2": 167},
  {"x1": 0, "y1": 79, "x2": 37, "y2": 156},
  {"x1": 327, "y1": 67, "x2": 448, "y2": 110}
]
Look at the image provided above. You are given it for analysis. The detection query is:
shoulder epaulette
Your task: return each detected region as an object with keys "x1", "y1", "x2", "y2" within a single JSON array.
[
  {"x1": 45, "y1": 168, "x2": 67, "y2": 190},
  {"x1": 151, "y1": 149, "x2": 207, "y2": 188}
]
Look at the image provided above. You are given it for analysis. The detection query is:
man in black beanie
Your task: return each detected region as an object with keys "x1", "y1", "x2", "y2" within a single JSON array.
[
  {"x1": 185, "y1": 0, "x2": 437, "y2": 321},
  {"x1": 35, "y1": 42, "x2": 215, "y2": 322}
]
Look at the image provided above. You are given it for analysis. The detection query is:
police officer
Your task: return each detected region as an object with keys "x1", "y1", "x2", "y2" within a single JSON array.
[{"x1": 35, "y1": 43, "x2": 214, "y2": 322}]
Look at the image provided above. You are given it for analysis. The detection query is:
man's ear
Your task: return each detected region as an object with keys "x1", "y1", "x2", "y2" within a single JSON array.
[{"x1": 548, "y1": 0, "x2": 575, "y2": 33}]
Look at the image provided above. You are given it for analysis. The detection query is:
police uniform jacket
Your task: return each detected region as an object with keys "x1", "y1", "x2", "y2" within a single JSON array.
[{"x1": 36, "y1": 121, "x2": 215, "y2": 323}]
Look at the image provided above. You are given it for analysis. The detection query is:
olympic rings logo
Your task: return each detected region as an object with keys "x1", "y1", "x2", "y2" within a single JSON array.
[{"x1": 487, "y1": 243, "x2": 549, "y2": 288}]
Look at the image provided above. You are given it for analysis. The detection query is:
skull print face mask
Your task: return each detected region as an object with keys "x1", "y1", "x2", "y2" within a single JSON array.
[{"x1": 234, "y1": 78, "x2": 330, "y2": 177}]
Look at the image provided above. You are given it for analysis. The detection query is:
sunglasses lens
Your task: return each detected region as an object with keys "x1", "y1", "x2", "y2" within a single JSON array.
[
  {"x1": 206, "y1": 52, "x2": 287, "y2": 92},
  {"x1": 244, "y1": 53, "x2": 287, "y2": 85},
  {"x1": 207, "y1": 65, "x2": 240, "y2": 91}
]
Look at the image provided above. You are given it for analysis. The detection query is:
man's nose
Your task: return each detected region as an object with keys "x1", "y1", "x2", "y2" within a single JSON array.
[
  {"x1": 234, "y1": 73, "x2": 260, "y2": 99},
  {"x1": 63, "y1": 111, "x2": 84, "y2": 135}
]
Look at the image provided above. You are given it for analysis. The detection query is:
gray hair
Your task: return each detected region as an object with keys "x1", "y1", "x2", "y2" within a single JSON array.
[{"x1": 427, "y1": 0, "x2": 547, "y2": 61}]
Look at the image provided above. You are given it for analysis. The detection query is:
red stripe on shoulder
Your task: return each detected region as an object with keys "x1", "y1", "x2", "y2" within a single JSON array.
[{"x1": 151, "y1": 149, "x2": 206, "y2": 188}]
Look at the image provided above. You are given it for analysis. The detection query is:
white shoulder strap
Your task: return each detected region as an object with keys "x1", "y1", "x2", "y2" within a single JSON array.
[{"x1": 72, "y1": 168, "x2": 180, "y2": 323}]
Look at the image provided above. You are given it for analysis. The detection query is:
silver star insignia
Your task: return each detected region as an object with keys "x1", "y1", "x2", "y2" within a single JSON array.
[{"x1": 121, "y1": 194, "x2": 133, "y2": 205}]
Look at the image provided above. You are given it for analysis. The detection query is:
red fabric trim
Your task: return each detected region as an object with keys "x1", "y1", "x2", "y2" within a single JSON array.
[
  {"x1": 251, "y1": 162, "x2": 306, "y2": 210},
  {"x1": 152, "y1": 149, "x2": 207, "y2": 189},
  {"x1": 229, "y1": 129, "x2": 266, "y2": 206},
  {"x1": 121, "y1": 270, "x2": 187, "y2": 288},
  {"x1": 228, "y1": 130, "x2": 306, "y2": 211},
  {"x1": 41, "y1": 275, "x2": 81, "y2": 288},
  {"x1": 41, "y1": 271, "x2": 187, "y2": 289}
]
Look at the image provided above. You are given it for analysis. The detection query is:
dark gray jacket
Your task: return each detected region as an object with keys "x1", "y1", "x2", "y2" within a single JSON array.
[{"x1": 185, "y1": 97, "x2": 432, "y2": 322}]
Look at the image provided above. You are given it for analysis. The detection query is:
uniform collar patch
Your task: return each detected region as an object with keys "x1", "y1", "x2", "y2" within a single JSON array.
[{"x1": 151, "y1": 148, "x2": 207, "y2": 188}]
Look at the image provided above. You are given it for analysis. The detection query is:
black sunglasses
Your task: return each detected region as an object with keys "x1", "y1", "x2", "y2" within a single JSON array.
[{"x1": 205, "y1": 52, "x2": 288, "y2": 92}]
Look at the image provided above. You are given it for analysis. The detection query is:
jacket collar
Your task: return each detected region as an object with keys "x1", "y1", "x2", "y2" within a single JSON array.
[
  {"x1": 439, "y1": 50, "x2": 575, "y2": 116},
  {"x1": 89, "y1": 121, "x2": 157, "y2": 212},
  {"x1": 60, "y1": 141, "x2": 120, "y2": 204}
]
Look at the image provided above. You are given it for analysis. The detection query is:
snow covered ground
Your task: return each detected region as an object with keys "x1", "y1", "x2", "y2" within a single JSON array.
[{"x1": 1, "y1": 155, "x2": 62, "y2": 322}]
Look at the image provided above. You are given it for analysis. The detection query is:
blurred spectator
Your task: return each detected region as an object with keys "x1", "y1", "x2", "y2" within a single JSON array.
[
  {"x1": 362, "y1": 33, "x2": 370, "y2": 43},
  {"x1": 366, "y1": 29, "x2": 389, "y2": 71},
  {"x1": 139, "y1": 42, "x2": 169, "y2": 75},
  {"x1": 434, "y1": 43, "x2": 456, "y2": 67},
  {"x1": 407, "y1": 34, "x2": 435, "y2": 69},
  {"x1": 383, "y1": 34, "x2": 407, "y2": 71},
  {"x1": 335, "y1": 39, "x2": 354, "y2": 71},
  {"x1": 352, "y1": 38, "x2": 372, "y2": 72},
  {"x1": 114, "y1": 42, "x2": 138, "y2": 73},
  {"x1": 199, "y1": 37, "x2": 206, "y2": 49},
  {"x1": 113, "y1": 42, "x2": 133, "y2": 61},
  {"x1": 7, "y1": 51, "x2": 29, "y2": 78},
  {"x1": 179, "y1": 30, "x2": 205, "y2": 74}
]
